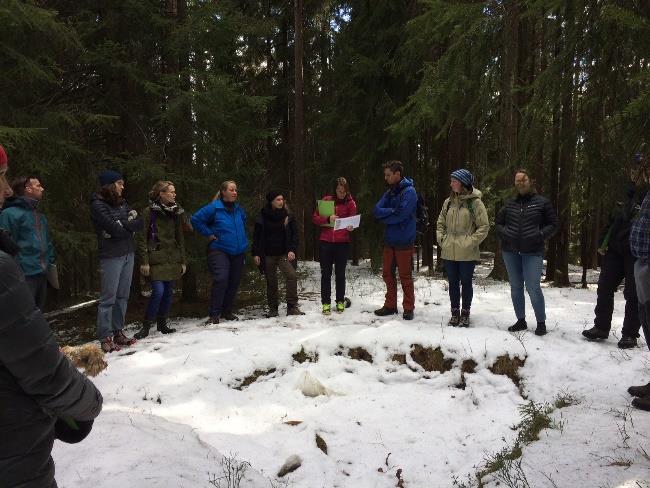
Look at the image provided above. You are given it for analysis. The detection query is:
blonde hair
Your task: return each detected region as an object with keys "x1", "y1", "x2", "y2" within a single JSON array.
[
  {"x1": 213, "y1": 180, "x2": 237, "y2": 201},
  {"x1": 149, "y1": 180, "x2": 174, "y2": 200}
]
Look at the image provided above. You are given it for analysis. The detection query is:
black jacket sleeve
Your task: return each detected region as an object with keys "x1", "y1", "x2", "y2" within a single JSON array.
[
  {"x1": 90, "y1": 200, "x2": 132, "y2": 238},
  {"x1": 495, "y1": 204, "x2": 508, "y2": 241},
  {"x1": 0, "y1": 252, "x2": 103, "y2": 422},
  {"x1": 287, "y1": 217, "x2": 299, "y2": 253},
  {"x1": 252, "y1": 217, "x2": 263, "y2": 257},
  {"x1": 540, "y1": 198, "x2": 558, "y2": 240}
]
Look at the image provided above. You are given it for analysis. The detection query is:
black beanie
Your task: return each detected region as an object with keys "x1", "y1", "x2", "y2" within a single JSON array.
[{"x1": 266, "y1": 190, "x2": 282, "y2": 203}]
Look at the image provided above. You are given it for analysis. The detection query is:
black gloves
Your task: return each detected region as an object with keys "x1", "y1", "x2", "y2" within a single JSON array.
[
  {"x1": 54, "y1": 417, "x2": 95, "y2": 444},
  {"x1": 0, "y1": 229, "x2": 19, "y2": 256}
]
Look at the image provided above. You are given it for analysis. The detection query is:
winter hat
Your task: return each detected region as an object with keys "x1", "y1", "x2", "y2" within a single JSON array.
[
  {"x1": 266, "y1": 190, "x2": 283, "y2": 203},
  {"x1": 450, "y1": 168, "x2": 474, "y2": 189},
  {"x1": 0, "y1": 145, "x2": 7, "y2": 174},
  {"x1": 98, "y1": 170, "x2": 123, "y2": 187}
]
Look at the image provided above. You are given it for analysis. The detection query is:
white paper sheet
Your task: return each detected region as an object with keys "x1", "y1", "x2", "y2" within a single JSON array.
[{"x1": 334, "y1": 214, "x2": 361, "y2": 231}]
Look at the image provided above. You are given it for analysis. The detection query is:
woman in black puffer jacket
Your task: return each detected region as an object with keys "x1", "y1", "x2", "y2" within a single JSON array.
[
  {"x1": 495, "y1": 169, "x2": 558, "y2": 336},
  {"x1": 90, "y1": 170, "x2": 144, "y2": 353}
]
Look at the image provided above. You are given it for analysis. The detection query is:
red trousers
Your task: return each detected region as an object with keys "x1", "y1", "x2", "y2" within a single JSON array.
[{"x1": 382, "y1": 246, "x2": 415, "y2": 311}]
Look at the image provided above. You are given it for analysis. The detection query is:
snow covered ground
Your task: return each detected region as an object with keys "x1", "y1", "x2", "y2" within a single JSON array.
[{"x1": 54, "y1": 261, "x2": 650, "y2": 488}]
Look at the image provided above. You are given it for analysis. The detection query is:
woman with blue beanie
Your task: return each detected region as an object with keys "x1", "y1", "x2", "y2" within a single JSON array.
[{"x1": 436, "y1": 168, "x2": 489, "y2": 327}]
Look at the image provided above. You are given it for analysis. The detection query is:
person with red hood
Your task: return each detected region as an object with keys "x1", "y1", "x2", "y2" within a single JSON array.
[{"x1": 312, "y1": 177, "x2": 357, "y2": 314}]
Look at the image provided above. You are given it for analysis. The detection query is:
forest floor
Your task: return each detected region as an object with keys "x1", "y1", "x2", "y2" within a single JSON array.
[{"x1": 53, "y1": 261, "x2": 650, "y2": 488}]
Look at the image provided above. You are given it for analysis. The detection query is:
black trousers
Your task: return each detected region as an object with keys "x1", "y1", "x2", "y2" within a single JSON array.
[
  {"x1": 26, "y1": 273, "x2": 47, "y2": 311},
  {"x1": 319, "y1": 241, "x2": 349, "y2": 305},
  {"x1": 593, "y1": 248, "x2": 640, "y2": 337}
]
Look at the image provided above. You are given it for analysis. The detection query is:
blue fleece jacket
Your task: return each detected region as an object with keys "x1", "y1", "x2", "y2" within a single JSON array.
[
  {"x1": 191, "y1": 199, "x2": 248, "y2": 255},
  {"x1": 373, "y1": 177, "x2": 417, "y2": 246}
]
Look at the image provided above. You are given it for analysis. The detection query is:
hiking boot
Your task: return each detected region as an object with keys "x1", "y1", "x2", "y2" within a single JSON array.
[
  {"x1": 403, "y1": 310, "x2": 414, "y2": 320},
  {"x1": 582, "y1": 326, "x2": 608, "y2": 341},
  {"x1": 508, "y1": 319, "x2": 527, "y2": 332},
  {"x1": 535, "y1": 321, "x2": 547, "y2": 336},
  {"x1": 374, "y1": 306, "x2": 398, "y2": 316},
  {"x1": 336, "y1": 301, "x2": 345, "y2": 313},
  {"x1": 322, "y1": 304, "x2": 331, "y2": 315},
  {"x1": 265, "y1": 309, "x2": 279, "y2": 318},
  {"x1": 101, "y1": 336, "x2": 121, "y2": 353},
  {"x1": 459, "y1": 309, "x2": 470, "y2": 328},
  {"x1": 617, "y1": 335, "x2": 637, "y2": 349},
  {"x1": 287, "y1": 305, "x2": 305, "y2": 316},
  {"x1": 632, "y1": 395, "x2": 650, "y2": 412},
  {"x1": 344, "y1": 297, "x2": 352, "y2": 308},
  {"x1": 205, "y1": 315, "x2": 220, "y2": 325},
  {"x1": 448, "y1": 309, "x2": 460, "y2": 327},
  {"x1": 221, "y1": 311, "x2": 239, "y2": 321},
  {"x1": 157, "y1": 316, "x2": 176, "y2": 334},
  {"x1": 628, "y1": 382, "x2": 650, "y2": 398},
  {"x1": 113, "y1": 330, "x2": 136, "y2": 347},
  {"x1": 134, "y1": 320, "x2": 152, "y2": 340}
]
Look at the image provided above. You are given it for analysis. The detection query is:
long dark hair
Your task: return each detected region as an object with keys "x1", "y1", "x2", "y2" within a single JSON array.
[
  {"x1": 333, "y1": 176, "x2": 350, "y2": 199},
  {"x1": 99, "y1": 183, "x2": 124, "y2": 206}
]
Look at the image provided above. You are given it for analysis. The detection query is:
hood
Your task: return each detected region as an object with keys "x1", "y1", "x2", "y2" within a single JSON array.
[
  {"x1": 2, "y1": 196, "x2": 38, "y2": 210},
  {"x1": 460, "y1": 188, "x2": 483, "y2": 200}
]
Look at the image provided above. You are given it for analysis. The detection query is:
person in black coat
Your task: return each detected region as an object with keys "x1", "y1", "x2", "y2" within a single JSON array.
[
  {"x1": 0, "y1": 156, "x2": 103, "y2": 488},
  {"x1": 582, "y1": 158, "x2": 648, "y2": 348},
  {"x1": 495, "y1": 169, "x2": 558, "y2": 336},
  {"x1": 252, "y1": 191, "x2": 305, "y2": 317},
  {"x1": 90, "y1": 170, "x2": 144, "y2": 353}
]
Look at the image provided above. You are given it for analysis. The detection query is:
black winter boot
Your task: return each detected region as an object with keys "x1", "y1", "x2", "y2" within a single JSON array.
[
  {"x1": 448, "y1": 309, "x2": 460, "y2": 327},
  {"x1": 534, "y1": 321, "x2": 547, "y2": 336},
  {"x1": 134, "y1": 320, "x2": 152, "y2": 340},
  {"x1": 508, "y1": 319, "x2": 527, "y2": 332},
  {"x1": 374, "y1": 306, "x2": 398, "y2": 316},
  {"x1": 157, "y1": 316, "x2": 176, "y2": 334},
  {"x1": 628, "y1": 382, "x2": 650, "y2": 398},
  {"x1": 459, "y1": 309, "x2": 470, "y2": 328},
  {"x1": 582, "y1": 326, "x2": 608, "y2": 341}
]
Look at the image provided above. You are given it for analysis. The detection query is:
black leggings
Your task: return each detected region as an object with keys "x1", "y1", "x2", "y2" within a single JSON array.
[{"x1": 320, "y1": 241, "x2": 349, "y2": 304}]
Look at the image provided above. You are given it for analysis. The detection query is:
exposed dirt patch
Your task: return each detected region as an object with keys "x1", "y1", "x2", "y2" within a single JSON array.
[
  {"x1": 410, "y1": 345, "x2": 454, "y2": 373},
  {"x1": 489, "y1": 355, "x2": 526, "y2": 386},
  {"x1": 456, "y1": 359, "x2": 479, "y2": 389},
  {"x1": 292, "y1": 346, "x2": 319, "y2": 364},
  {"x1": 391, "y1": 353, "x2": 407, "y2": 365},
  {"x1": 234, "y1": 368, "x2": 277, "y2": 390},
  {"x1": 347, "y1": 346, "x2": 373, "y2": 363}
]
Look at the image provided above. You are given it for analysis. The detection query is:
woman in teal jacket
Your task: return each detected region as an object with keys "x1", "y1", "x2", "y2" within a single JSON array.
[{"x1": 191, "y1": 180, "x2": 248, "y2": 324}]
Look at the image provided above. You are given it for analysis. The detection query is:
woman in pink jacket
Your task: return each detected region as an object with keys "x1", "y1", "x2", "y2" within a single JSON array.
[{"x1": 312, "y1": 177, "x2": 357, "y2": 314}]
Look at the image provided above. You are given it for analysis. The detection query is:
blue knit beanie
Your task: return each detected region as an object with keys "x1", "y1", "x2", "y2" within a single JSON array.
[
  {"x1": 450, "y1": 169, "x2": 473, "y2": 189},
  {"x1": 98, "y1": 170, "x2": 123, "y2": 187}
]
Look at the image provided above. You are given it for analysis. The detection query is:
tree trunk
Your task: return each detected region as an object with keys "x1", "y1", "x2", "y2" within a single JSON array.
[{"x1": 293, "y1": 0, "x2": 306, "y2": 258}]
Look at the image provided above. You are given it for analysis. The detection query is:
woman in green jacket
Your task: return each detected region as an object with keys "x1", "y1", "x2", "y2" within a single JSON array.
[
  {"x1": 134, "y1": 180, "x2": 187, "y2": 339},
  {"x1": 436, "y1": 169, "x2": 489, "y2": 327}
]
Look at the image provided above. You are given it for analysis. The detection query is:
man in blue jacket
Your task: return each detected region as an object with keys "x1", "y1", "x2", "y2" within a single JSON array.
[
  {"x1": 0, "y1": 175, "x2": 55, "y2": 310},
  {"x1": 373, "y1": 160, "x2": 418, "y2": 320}
]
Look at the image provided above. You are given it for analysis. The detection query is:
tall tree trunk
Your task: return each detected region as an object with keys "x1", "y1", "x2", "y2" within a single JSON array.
[{"x1": 293, "y1": 0, "x2": 306, "y2": 258}]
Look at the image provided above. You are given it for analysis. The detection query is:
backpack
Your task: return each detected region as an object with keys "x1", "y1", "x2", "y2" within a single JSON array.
[
  {"x1": 445, "y1": 198, "x2": 476, "y2": 223},
  {"x1": 399, "y1": 187, "x2": 429, "y2": 234}
]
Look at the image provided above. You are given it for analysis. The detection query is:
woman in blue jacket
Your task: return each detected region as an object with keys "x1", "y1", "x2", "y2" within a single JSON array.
[{"x1": 191, "y1": 181, "x2": 248, "y2": 324}]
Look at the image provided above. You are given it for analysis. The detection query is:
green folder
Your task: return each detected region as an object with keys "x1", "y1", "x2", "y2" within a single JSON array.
[{"x1": 317, "y1": 200, "x2": 335, "y2": 227}]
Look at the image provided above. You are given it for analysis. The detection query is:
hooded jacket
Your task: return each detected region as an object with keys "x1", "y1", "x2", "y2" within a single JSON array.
[
  {"x1": 0, "y1": 197, "x2": 55, "y2": 276},
  {"x1": 90, "y1": 193, "x2": 143, "y2": 259},
  {"x1": 0, "y1": 250, "x2": 103, "y2": 487},
  {"x1": 191, "y1": 198, "x2": 248, "y2": 256},
  {"x1": 436, "y1": 188, "x2": 490, "y2": 261},
  {"x1": 373, "y1": 177, "x2": 417, "y2": 247},
  {"x1": 312, "y1": 194, "x2": 357, "y2": 243}
]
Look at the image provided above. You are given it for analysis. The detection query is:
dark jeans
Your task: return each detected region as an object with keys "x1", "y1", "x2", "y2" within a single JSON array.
[
  {"x1": 207, "y1": 249, "x2": 245, "y2": 317},
  {"x1": 145, "y1": 280, "x2": 174, "y2": 320},
  {"x1": 264, "y1": 255, "x2": 298, "y2": 309},
  {"x1": 26, "y1": 273, "x2": 47, "y2": 310},
  {"x1": 634, "y1": 260, "x2": 650, "y2": 350},
  {"x1": 320, "y1": 241, "x2": 349, "y2": 304},
  {"x1": 594, "y1": 248, "x2": 640, "y2": 337},
  {"x1": 443, "y1": 260, "x2": 476, "y2": 311}
]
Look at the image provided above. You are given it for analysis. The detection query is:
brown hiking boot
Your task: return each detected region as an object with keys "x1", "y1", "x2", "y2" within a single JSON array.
[
  {"x1": 114, "y1": 330, "x2": 136, "y2": 346},
  {"x1": 101, "y1": 336, "x2": 121, "y2": 353},
  {"x1": 287, "y1": 305, "x2": 305, "y2": 316}
]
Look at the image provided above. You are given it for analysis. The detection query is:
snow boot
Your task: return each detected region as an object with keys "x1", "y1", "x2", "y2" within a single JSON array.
[
  {"x1": 134, "y1": 320, "x2": 152, "y2": 340},
  {"x1": 632, "y1": 395, "x2": 650, "y2": 412},
  {"x1": 101, "y1": 336, "x2": 121, "y2": 353},
  {"x1": 113, "y1": 330, "x2": 136, "y2": 346},
  {"x1": 287, "y1": 304, "x2": 305, "y2": 316},
  {"x1": 534, "y1": 321, "x2": 547, "y2": 336},
  {"x1": 508, "y1": 319, "x2": 528, "y2": 332},
  {"x1": 157, "y1": 316, "x2": 176, "y2": 334},
  {"x1": 459, "y1": 309, "x2": 470, "y2": 328},
  {"x1": 582, "y1": 326, "x2": 608, "y2": 341},
  {"x1": 322, "y1": 304, "x2": 331, "y2": 315},
  {"x1": 628, "y1": 382, "x2": 650, "y2": 398},
  {"x1": 335, "y1": 301, "x2": 345, "y2": 313},
  {"x1": 205, "y1": 315, "x2": 220, "y2": 325},
  {"x1": 374, "y1": 306, "x2": 398, "y2": 316},
  {"x1": 403, "y1": 310, "x2": 414, "y2": 321},
  {"x1": 617, "y1": 335, "x2": 637, "y2": 349},
  {"x1": 448, "y1": 309, "x2": 460, "y2": 327},
  {"x1": 221, "y1": 311, "x2": 239, "y2": 321},
  {"x1": 344, "y1": 297, "x2": 352, "y2": 308}
]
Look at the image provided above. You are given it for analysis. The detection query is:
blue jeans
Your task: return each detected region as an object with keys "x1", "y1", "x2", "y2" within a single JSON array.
[
  {"x1": 443, "y1": 260, "x2": 476, "y2": 310},
  {"x1": 207, "y1": 249, "x2": 245, "y2": 317},
  {"x1": 97, "y1": 253, "x2": 134, "y2": 340},
  {"x1": 502, "y1": 251, "x2": 546, "y2": 322},
  {"x1": 145, "y1": 280, "x2": 174, "y2": 320}
]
